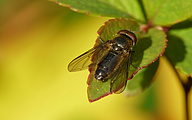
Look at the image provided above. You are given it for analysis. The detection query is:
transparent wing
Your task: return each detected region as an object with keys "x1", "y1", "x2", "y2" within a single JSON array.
[
  {"x1": 109, "y1": 52, "x2": 131, "y2": 94},
  {"x1": 68, "y1": 42, "x2": 108, "y2": 72}
]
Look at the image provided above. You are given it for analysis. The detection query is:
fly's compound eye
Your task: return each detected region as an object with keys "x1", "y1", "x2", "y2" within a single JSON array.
[{"x1": 118, "y1": 30, "x2": 137, "y2": 46}]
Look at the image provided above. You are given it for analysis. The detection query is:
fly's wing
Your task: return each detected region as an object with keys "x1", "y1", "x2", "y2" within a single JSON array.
[
  {"x1": 68, "y1": 42, "x2": 108, "y2": 72},
  {"x1": 109, "y1": 52, "x2": 131, "y2": 94}
]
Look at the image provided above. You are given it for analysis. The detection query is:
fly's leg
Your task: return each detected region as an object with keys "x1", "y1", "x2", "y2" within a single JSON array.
[
  {"x1": 98, "y1": 36, "x2": 105, "y2": 43},
  {"x1": 130, "y1": 60, "x2": 139, "y2": 69},
  {"x1": 98, "y1": 36, "x2": 112, "y2": 45},
  {"x1": 110, "y1": 81, "x2": 113, "y2": 94}
]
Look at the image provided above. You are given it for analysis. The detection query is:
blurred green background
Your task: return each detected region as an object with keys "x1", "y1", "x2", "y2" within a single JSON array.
[{"x1": 0, "y1": 0, "x2": 191, "y2": 120}]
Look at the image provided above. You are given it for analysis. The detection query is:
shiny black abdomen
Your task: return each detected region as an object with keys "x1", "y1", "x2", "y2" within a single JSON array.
[{"x1": 95, "y1": 50, "x2": 121, "y2": 81}]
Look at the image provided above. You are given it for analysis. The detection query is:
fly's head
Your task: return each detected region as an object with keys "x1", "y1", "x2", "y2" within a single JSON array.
[
  {"x1": 117, "y1": 30, "x2": 137, "y2": 48},
  {"x1": 112, "y1": 30, "x2": 137, "y2": 53}
]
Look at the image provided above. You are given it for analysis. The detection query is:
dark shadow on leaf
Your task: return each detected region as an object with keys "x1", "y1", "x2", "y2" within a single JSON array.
[
  {"x1": 125, "y1": 59, "x2": 159, "y2": 96},
  {"x1": 171, "y1": 18, "x2": 192, "y2": 29},
  {"x1": 141, "y1": 59, "x2": 159, "y2": 89},
  {"x1": 165, "y1": 34, "x2": 186, "y2": 65},
  {"x1": 132, "y1": 37, "x2": 152, "y2": 68}
]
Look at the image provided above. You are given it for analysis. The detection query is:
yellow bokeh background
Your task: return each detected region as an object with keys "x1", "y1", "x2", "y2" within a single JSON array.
[{"x1": 0, "y1": 1, "x2": 191, "y2": 120}]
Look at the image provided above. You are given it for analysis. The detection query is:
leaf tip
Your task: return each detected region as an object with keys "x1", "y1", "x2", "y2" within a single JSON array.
[{"x1": 88, "y1": 92, "x2": 111, "y2": 103}]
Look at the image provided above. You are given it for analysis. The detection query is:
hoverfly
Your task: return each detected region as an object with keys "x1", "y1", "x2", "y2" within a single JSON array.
[{"x1": 68, "y1": 30, "x2": 137, "y2": 93}]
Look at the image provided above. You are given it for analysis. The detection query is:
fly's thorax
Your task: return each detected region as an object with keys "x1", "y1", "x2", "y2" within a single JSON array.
[{"x1": 111, "y1": 34, "x2": 134, "y2": 54}]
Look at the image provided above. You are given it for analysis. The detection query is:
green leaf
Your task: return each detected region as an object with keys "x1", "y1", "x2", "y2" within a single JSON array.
[
  {"x1": 87, "y1": 18, "x2": 167, "y2": 102},
  {"x1": 165, "y1": 19, "x2": 192, "y2": 76},
  {"x1": 49, "y1": 0, "x2": 145, "y2": 21},
  {"x1": 143, "y1": 0, "x2": 192, "y2": 25},
  {"x1": 99, "y1": 0, "x2": 145, "y2": 22},
  {"x1": 124, "y1": 59, "x2": 159, "y2": 96},
  {"x1": 98, "y1": 18, "x2": 140, "y2": 41},
  {"x1": 131, "y1": 27, "x2": 166, "y2": 68}
]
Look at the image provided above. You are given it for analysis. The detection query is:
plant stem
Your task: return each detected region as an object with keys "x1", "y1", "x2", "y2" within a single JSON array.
[
  {"x1": 165, "y1": 57, "x2": 192, "y2": 120},
  {"x1": 182, "y1": 77, "x2": 192, "y2": 120},
  {"x1": 184, "y1": 90, "x2": 189, "y2": 120},
  {"x1": 173, "y1": 68, "x2": 192, "y2": 120}
]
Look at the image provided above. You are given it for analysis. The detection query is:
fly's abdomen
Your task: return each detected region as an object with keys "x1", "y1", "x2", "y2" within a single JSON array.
[{"x1": 95, "y1": 51, "x2": 121, "y2": 81}]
